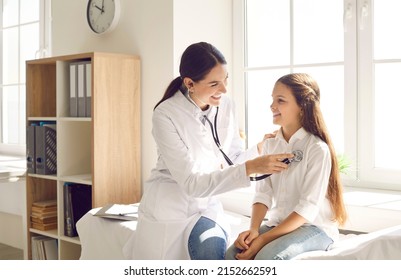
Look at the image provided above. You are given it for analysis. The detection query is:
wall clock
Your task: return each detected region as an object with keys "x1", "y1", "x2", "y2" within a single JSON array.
[{"x1": 87, "y1": 0, "x2": 121, "y2": 34}]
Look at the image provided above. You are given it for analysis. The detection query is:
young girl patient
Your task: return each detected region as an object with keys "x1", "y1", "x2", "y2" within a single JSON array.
[{"x1": 225, "y1": 73, "x2": 347, "y2": 260}]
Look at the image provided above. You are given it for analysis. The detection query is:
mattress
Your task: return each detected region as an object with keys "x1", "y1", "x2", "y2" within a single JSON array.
[{"x1": 76, "y1": 205, "x2": 401, "y2": 260}]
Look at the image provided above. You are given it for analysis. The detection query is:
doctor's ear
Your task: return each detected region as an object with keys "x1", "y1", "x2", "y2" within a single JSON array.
[{"x1": 183, "y1": 77, "x2": 194, "y2": 89}]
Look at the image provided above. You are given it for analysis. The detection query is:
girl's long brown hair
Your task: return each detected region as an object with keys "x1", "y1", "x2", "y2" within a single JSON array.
[{"x1": 277, "y1": 73, "x2": 347, "y2": 225}]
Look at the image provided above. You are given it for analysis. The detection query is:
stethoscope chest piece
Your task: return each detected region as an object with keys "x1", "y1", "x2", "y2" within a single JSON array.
[{"x1": 290, "y1": 150, "x2": 303, "y2": 163}]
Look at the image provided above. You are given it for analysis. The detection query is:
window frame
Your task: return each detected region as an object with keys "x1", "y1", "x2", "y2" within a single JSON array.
[
  {"x1": 0, "y1": 0, "x2": 51, "y2": 156},
  {"x1": 232, "y1": 0, "x2": 401, "y2": 191}
]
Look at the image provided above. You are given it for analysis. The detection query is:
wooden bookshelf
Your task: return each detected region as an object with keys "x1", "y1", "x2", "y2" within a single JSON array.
[{"x1": 25, "y1": 52, "x2": 141, "y2": 260}]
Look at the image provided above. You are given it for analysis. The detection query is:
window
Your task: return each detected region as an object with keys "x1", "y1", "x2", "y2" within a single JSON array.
[
  {"x1": 233, "y1": 0, "x2": 401, "y2": 191},
  {"x1": 0, "y1": 0, "x2": 51, "y2": 155}
]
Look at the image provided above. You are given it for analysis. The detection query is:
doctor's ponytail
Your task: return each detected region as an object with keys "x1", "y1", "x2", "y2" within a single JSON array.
[{"x1": 154, "y1": 77, "x2": 182, "y2": 110}]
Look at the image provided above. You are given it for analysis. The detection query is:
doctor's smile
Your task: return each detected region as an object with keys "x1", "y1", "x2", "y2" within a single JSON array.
[{"x1": 186, "y1": 64, "x2": 228, "y2": 110}]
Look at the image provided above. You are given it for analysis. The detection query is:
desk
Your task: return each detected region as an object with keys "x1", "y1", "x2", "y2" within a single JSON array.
[{"x1": 0, "y1": 156, "x2": 26, "y2": 254}]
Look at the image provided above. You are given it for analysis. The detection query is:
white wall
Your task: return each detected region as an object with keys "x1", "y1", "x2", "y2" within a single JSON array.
[
  {"x1": 173, "y1": 0, "x2": 233, "y2": 75},
  {"x1": 51, "y1": 0, "x2": 233, "y2": 184}
]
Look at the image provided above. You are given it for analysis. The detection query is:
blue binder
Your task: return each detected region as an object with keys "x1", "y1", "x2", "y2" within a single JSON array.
[
  {"x1": 26, "y1": 123, "x2": 37, "y2": 173},
  {"x1": 35, "y1": 122, "x2": 57, "y2": 175}
]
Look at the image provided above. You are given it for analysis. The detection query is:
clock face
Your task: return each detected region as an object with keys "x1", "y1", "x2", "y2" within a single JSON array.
[{"x1": 87, "y1": 0, "x2": 120, "y2": 34}]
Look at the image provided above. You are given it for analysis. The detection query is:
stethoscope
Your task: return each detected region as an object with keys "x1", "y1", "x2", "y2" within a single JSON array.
[{"x1": 204, "y1": 106, "x2": 303, "y2": 181}]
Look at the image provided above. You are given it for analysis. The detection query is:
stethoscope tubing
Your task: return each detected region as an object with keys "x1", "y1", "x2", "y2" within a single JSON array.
[{"x1": 204, "y1": 107, "x2": 272, "y2": 181}]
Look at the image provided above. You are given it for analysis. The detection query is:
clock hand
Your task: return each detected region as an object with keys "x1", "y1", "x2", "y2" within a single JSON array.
[{"x1": 95, "y1": 5, "x2": 103, "y2": 13}]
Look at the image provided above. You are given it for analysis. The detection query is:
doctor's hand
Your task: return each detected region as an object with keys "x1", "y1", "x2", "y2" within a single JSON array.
[
  {"x1": 257, "y1": 131, "x2": 278, "y2": 154},
  {"x1": 245, "y1": 153, "x2": 294, "y2": 176}
]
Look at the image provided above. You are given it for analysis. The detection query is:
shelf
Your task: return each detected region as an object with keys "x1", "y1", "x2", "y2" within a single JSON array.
[
  {"x1": 59, "y1": 174, "x2": 92, "y2": 185},
  {"x1": 28, "y1": 117, "x2": 57, "y2": 122},
  {"x1": 27, "y1": 173, "x2": 92, "y2": 185},
  {"x1": 30, "y1": 228, "x2": 58, "y2": 240},
  {"x1": 59, "y1": 235, "x2": 81, "y2": 245},
  {"x1": 25, "y1": 52, "x2": 142, "y2": 260},
  {"x1": 27, "y1": 174, "x2": 58, "y2": 181},
  {"x1": 58, "y1": 117, "x2": 91, "y2": 122}
]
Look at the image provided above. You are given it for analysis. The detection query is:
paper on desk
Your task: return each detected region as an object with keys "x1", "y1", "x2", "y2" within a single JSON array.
[{"x1": 93, "y1": 203, "x2": 139, "y2": 221}]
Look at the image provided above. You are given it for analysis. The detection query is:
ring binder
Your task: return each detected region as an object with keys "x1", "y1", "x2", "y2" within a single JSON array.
[
  {"x1": 35, "y1": 122, "x2": 57, "y2": 175},
  {"x1": 85, "y1": 61, "x2": 92, "y2": 117},
  {"x1": 26, "y1": 123, "x2": 38, "y2": 174},
  {"x1": 64, "y1": 183, "x2": 92, "y2": 237},
  {"x1": 77, "y1": 63, "x2": 86, "y2": 117},
  {"x1": 70, "y1": 62, "x2": 78, "y2": 117}
]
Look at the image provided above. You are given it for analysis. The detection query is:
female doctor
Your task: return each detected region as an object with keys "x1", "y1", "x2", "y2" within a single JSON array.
[{"x1": 129, "y1": 42, "x2": 293, "y2": 260}]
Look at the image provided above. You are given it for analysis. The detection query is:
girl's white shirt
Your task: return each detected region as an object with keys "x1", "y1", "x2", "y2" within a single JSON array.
[
  {"x1": 253, "y1": 128, "x2": 339, "y2": 241},
  {"x1": 126, "y1": 91, "x2": 259, "y2": 260}
]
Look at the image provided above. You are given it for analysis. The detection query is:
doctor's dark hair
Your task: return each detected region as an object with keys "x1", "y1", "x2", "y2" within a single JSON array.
[
  {"x1": 154, "y1": 42, "x2": 227, "y2": 110},
  {"x1": 276, "y1": 73, "x2": 347, "y2": 226}
]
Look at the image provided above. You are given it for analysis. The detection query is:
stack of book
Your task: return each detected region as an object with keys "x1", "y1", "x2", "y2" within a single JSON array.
[{"x1": 31, "y1": 200, "x2": 58, "y2": 231}]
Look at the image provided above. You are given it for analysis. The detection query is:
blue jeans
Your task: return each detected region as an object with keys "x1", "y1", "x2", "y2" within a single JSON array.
[
  {"x1": 188, "y1": 216, "x2": 228, "y2": 260},
  {"x1": 225, "y1": 224, "x2": 333, "y2": 260}
]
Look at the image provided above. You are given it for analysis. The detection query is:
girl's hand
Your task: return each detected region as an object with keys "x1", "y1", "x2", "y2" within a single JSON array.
[
  {"x1": 235, "y1": 236, "x2": 265, "y2": 260},
  {"x1": 233, "y1": 229, "x2": 259, "y2": 250}
]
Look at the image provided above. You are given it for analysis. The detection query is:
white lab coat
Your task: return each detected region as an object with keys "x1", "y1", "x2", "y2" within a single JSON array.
[{"x1": 127, "y1": 91, "x2": 259, "y2": 259}]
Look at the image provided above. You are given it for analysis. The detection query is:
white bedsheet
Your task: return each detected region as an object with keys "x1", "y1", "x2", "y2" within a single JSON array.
[
  {"x1": 294, "y1": 224, "x2": 401, "y2": 259},
  {"x1": 76, "y1": 206, "x2": 401, "y2": 260},
  {"x1": 77, "y1": 207, "x2": 138, "y2": 260},
  {"x1": 77, "y1": 206, "x2": 250, "y2": 260}
]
